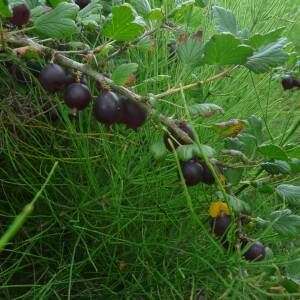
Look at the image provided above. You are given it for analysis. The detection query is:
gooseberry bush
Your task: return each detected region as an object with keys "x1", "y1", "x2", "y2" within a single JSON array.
[{"x1": 1, "y1": 0, "x2": 300, "y2": 296}]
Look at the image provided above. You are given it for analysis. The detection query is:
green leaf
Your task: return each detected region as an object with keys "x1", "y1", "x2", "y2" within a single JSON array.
[
  {"x1": 282, "y1": 279, "x2": 300, "y2": 293},
  {"x1": 286, "y1": 145, "x2": 300, "y2": 159},
  {"x1": 261, "y1": 160, "x2": 291, "y2": 175},
  {"x1": 78, "y1": 0, "x2": 102, "y2": 18},
  {"x1": 270, "y1": 209, "x2": 300, "y2": 237},
  {"x1": 147, "y1": 8, "x2": 163, "y2": 21},
  {"x1": 245, "y1": 27, "x2": 285, "y2": 49},
  {"x1": 196, "y1": 0, "x2": 208, "y2": 7},
  {"x1": 171, "y1": 0, "x2": 195, "y2": 17},
  {"x1": 112, "y1": 63, "x2": 138, "y2": 85},
  {"x1": 150, "y1": 141, "x2": 167, "y2": 160},
  {"x1": 224, "y1": 168, "x2": 244, "y2": 185},
  {"x1": 176, "y1": 144, "x2": 215, "y2": 161},
  {"x1": 290, "y1": 158, "x2": 300, "y2": 174},
  {"x1": 238, "y1": 133, "x2": 257, "y2": 158},
  {"x1": 227, "y1": 194, "x2": 250, "y2": 213},
  {"x1": 46, "y1": 0, "x2": 66, "y2": 8},
  {"x1": 129, "y1": 0, "x2": 151, "y2": 16},
  {"x1": 189, "y1": 103, "x2": 224, "y2": 117},
  {"x1": 102, "y1": 5, "x2": 145, "y2": 42},
  {"x1": 245, "y1": 39, "x2": 288, "y2": 73},
  {"x1": 212, "y1": 6, "x2": 237, "y2": 36},
  {"x1": 276, "y1": 184, "x2": 300, "y2": 206},
  {"x1": 177, "y1": 38, "x2": 204, "y2": 66},
  {"x1": 203, "y1": 33, "x2": 253, "y2": 65},
  {"x1": 258, "y1": 144, "x2": 288, "y2": 161},
  {"x1": 0, "y1": 0, "x2": 11, "y2": 17},
  {"x1": 244, "y1": 115, "x2": 263, "y2": 144},
  {"x1": 33, "y1": 2, "x2": 79, "y2": 38}
]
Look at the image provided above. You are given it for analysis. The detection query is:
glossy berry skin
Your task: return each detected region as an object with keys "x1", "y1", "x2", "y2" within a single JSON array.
[
  {"x1": 243, "y1": 241, "x2": 266, "y2": 262},
  {"x1": 282, "y1": 77, "x2": 295, "y2": 90},
  {"x1": 9, "y1": 4, "x2": 30, "y2": 26},
  {"x1": 119, "y1": 97, "x2": 147, "y2": 130},
  {"x1": 164, "y1": 124, "x2": 195, "y2": 151},
  {"x1": 199, "y1": 161, "x2": 223, "y2": 185},
  {"x1": 93, "y1": 91, "x2": 121, "y2": 125},
  {"x1": 64, "y1": 83, "x2": 90, "y2": 110},
  {"x1": 180, "y1": 160, "x2": 204, "y2": 186},
  {"x1": 211, "y1": 214, "x2": 231, "y2": 237},
  {"x1": 39, "y1": 64, "x2": 66, "y2": 93},
  {"x1": 75, "y1": 0, "x2": 91, "y2": 9}
]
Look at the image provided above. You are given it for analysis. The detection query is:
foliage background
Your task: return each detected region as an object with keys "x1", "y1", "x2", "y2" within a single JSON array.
[{"x1": 0, "y1": 0, "x2": 300, "y2": 299}]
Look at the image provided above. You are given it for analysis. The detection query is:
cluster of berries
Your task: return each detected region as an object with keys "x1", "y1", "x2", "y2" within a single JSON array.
[
  {"x1": 210, "y1": 203, "x2": 266, "y2": 262},
  {"x1": 38, "y1": 63, "x2": 147, "y2": 130},
  {"x1": 282, "y1": 77, "x2": 300, "y2": 90}
]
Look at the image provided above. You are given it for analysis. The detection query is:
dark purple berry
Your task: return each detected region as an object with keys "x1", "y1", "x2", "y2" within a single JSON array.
[
  {"x1": 9, "y1": 4, "x2": 30, "y2": 26},
  {"x1": 93, "y1": 91, "x2": 121, "y2": 125},
  {"x1": 180, "y1": 160, "x2": 204, "y2": 186},
  {"x1": 75, "y1": 0, "x2": 91, "y2": 9},
  {"x1": 198, "y1": 161, "x2": 224, "y2": 185},
  {"x1": 282, "y1": 77, "x2": 295, "y2": 90},
  {"x1": 164, "y1": 123, "x2": 195, "y2": 151},
  {"x1": 294, "y1": 79, "x2": 300, "y2": 88},
  {"x1": 119, "y1": 97, "x2": 147, "y2": 130},
  {"x1": 243, "y1": 241, "x2": 266, "y2": 262},
  {"x1": 39, "y1": 64, "x2": 66, "y2": 93},
  {"x1": 211, "y1": 213, "x2": 231, "y2": 237},
  {"x1": 64, "y1": 83, "x2": 90, "y2": 110}
]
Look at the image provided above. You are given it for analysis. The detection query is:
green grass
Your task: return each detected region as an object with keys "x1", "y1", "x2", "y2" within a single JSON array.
[{"x1": 0, "y1": 0, "x2": 300, "y2": 299}]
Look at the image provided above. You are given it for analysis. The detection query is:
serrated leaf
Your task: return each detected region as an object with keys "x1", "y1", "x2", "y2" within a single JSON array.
[
  {"x1": 245, "y1": 38, "x2": 288, "y2": 73},
  {"x1": 176, "y1": 144, "x2": 215, "y2": 161},
  {"x1": 270, "y1": 209, "x2": 300, "y2": 237},
  {"x1": 237, "y1": 133, "x2": 257, "y2": 158},
  {"x1": 0, "y1": 0, "x2": 11, "y2": 17},
  {"x1": 214, "y1": 119, "x2": 246, "y2": 137},
  {"x1": 177, "y1": 38, "x2": 204, "y2": 66},
  {"x1": 203, "y1": 33, "x2": 253, "y2": 65},
  {"x1": 33, "y1": 2, "x2": 79, "y2": 38},
  {"x1": 262, "y1": 160, "x2": 291, "y2": 175},
  {"x1": 276, "y1": 184, "x2": 300, "y2": 206},
  {"x1": 227, "y1": 194, "x2": 250, "y2": 213},
  {"x1": 245, "y1": 27, "x2": 285, "y2": 49},
  {"x1": 147, "y1": 8, "x2": 163, "y2": 21},
  {"x1": 189, "y1": 103, "x2": 224, "y2": 117},
  {"x1": 112, "y1": 63, "x2": 138, "y2": 85},
  {"x1": 102, "y1": 5, "x2": 145, "y2": 41},
  {"x1": 244, "y1": 115, "x2": 263, "y2": 144},
  {"x1": 212, "y1": 6, "x2": 237, "y2": 36},
  {"x1": 78, "y1": 0, "x2": 102, "y2": 18},
  {"x1": 129, "y1": 0, "x2": 151, "y2": 16},
  {"x1": 171, "y1": 0, "x2": 195, "y2": 17},
  {"x1": 258, "y1": 144, "x2": 288, "y2": 161},
  {"x1": 224, "y1": 168, "x2": 244, "y2": 185},
  {"x1": 150, "y1": 141, "x2": 167, "y2": 160}
]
